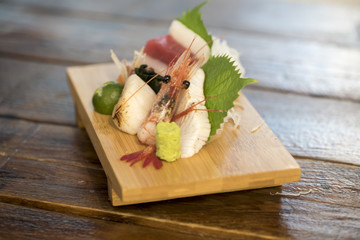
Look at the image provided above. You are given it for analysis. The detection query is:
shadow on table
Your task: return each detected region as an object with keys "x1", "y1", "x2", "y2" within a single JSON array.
[{"x1": 118, "y1": 186, "x2": 291, "y2": 238}]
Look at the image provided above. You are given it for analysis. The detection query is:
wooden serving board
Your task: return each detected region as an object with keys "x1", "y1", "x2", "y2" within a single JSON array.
[{"x1": 67, "y1": 63, "x2": 301, "y2": 206}]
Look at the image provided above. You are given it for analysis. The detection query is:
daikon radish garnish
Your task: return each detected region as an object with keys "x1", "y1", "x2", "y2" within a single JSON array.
[
  {"x1": 112, "y1": 74, "x2": 156, "y2": 135},
  {"x1": 211, "y1": 38, "x2": 246, "y2": 76},
  {"x1": 110, "y1": 49, "x2": 129, "y2": 85}
]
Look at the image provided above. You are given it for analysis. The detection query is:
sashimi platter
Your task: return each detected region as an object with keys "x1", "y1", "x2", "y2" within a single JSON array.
[{"x1": 67, "y1": 1, "x2": 300, "y2": 206}]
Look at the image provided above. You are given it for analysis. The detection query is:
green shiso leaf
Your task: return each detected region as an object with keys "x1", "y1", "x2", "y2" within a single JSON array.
[
  {"x1": 177, "y1": 1, "x2": 212, "y2": 48},
  {"x1": 202, "y1": 55, "x2": 258, "y2": 138}
]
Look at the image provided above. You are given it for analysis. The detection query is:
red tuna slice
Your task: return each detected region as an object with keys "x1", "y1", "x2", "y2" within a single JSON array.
[{"x1": 144, "y1": 34, "x2": 192, "y2": 66}]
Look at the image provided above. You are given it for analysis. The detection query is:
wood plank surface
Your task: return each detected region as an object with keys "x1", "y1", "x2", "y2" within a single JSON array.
[
  {"x1": 0, "y1": 58, "x2": 76, "y2": 126},
  {"x1": 0, "y1": 118, "x2": 358, "y2": 207},
  {"x1": 0, "y1": 118, "x2": 359, "y2": 238},
  {"x1": 0, "y1": 120, "x2": 359, "y2": 239},
  {"x1": 0, "y1": 1, "x2": 359, "y2": 101},
  {"x1": 0, "y1": 154, "x2": 359, "y2": 239},
  {"x1": 3, "y1": 0, "x2": 360, "y2": 46},
  {"x1": 1, "y1": 0, "x2": 359, "y2": 239},
  {"x1": 0, "y1": 202, "x2": 209, "y2": 240},
  {"x1": 244, "y1": 88, "x2": 360, "y2": 165},
  {"x1": 0, "y1": 117, "x2": 38, "y2": 161}
]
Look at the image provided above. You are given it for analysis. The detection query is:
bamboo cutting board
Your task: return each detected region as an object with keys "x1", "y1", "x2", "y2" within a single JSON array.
[{"x1": 67, "y1": 63, "x2": 301, "y2": 206}]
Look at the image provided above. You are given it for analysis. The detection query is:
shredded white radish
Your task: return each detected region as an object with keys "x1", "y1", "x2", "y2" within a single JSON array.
[
  {"x1": 110, "y1": 49, "x2": 128, "y2": 84},
  {"x1": 211, "y1": 38, "x2": 246, "y2": 76}
]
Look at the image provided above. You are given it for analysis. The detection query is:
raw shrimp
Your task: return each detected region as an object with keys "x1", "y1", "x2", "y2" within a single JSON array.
[{"x1": 120, "y1": 41, "x2": 205, "y2": 169}]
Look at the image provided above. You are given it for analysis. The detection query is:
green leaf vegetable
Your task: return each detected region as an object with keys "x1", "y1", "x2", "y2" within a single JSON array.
[
  {"x1": 178, "y1": 2, "x2": 258, "y2": 138},
  {"x1": 202, "y1": 55, "x2": 258, "y2": 138},
  {"x1": 177, "y1": 1, "x2": 212, "y2": 48}
]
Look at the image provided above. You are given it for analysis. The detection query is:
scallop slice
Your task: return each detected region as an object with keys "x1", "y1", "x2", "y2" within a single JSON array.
[
  {"x1": 112, "y1": 74, "x2": 156, "y2": 135},
  {"x1": 174, "y1": 69, "x2": 210, "y2": 158}
]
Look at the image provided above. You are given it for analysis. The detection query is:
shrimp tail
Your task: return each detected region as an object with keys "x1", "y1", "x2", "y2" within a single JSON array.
[{"x1": 120, "y1": 145, "x2": 163, "y2": 169}]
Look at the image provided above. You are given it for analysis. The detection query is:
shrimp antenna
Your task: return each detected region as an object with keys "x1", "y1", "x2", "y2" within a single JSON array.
[
  {"x1": 171, "y1": 96, "x2": 225, "y2": 121},
  {"x1": 168, "y1": 37, "x2": 198, "y2": 83}
]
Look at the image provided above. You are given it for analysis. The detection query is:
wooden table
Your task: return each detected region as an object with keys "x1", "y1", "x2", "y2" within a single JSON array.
[{"x1": 0, "y1": 0, "x2": 359, "y2": 239}]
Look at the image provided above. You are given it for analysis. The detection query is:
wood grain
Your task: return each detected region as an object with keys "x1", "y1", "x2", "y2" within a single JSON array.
[
  {"x1": 244, "y1": 88, "x2": 360, "y2": 165},
  {"x1": 237, "y1": 36, "x2": 360, "y2": 102},
  {"x1": 0, "y1": 202, "x2": 209, "y2": 240},
  {"x1": 0, "y1": 112, "x2": 358, "y2": 238},
  {"x1": 0, "y1": 58, "x2": 76, "y2": 126},
  {"x1": 0, "y1": 2, "x2": 359, "y2": 101},
  {"x1": 0, "y1": 155, "x2": 359, "y2": 239},
  {"x1": 0, "y1": 117, "x2": 38, "y2": 163},
  {"x1": 0, "y1": 3, "x2": 164, "y2": 63},
  {"x1": 3, "y1": 0, "x2": 360, "y2": 46},
  {"x1": 1, "y1": 117, "x2": 357, "y2": 208},
  {"x1": 14, "y1": 121, "x2": 101, "y2": 169}
]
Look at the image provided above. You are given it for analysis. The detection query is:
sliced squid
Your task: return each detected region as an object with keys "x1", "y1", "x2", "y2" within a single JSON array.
[{"x1": 112, "y1": 74, "x2": 156, "y2": 135}]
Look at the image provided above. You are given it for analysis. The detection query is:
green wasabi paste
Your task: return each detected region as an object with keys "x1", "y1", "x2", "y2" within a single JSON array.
[{"x1": 156, "y1": 122, "x2": 181, "y2": 162}]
